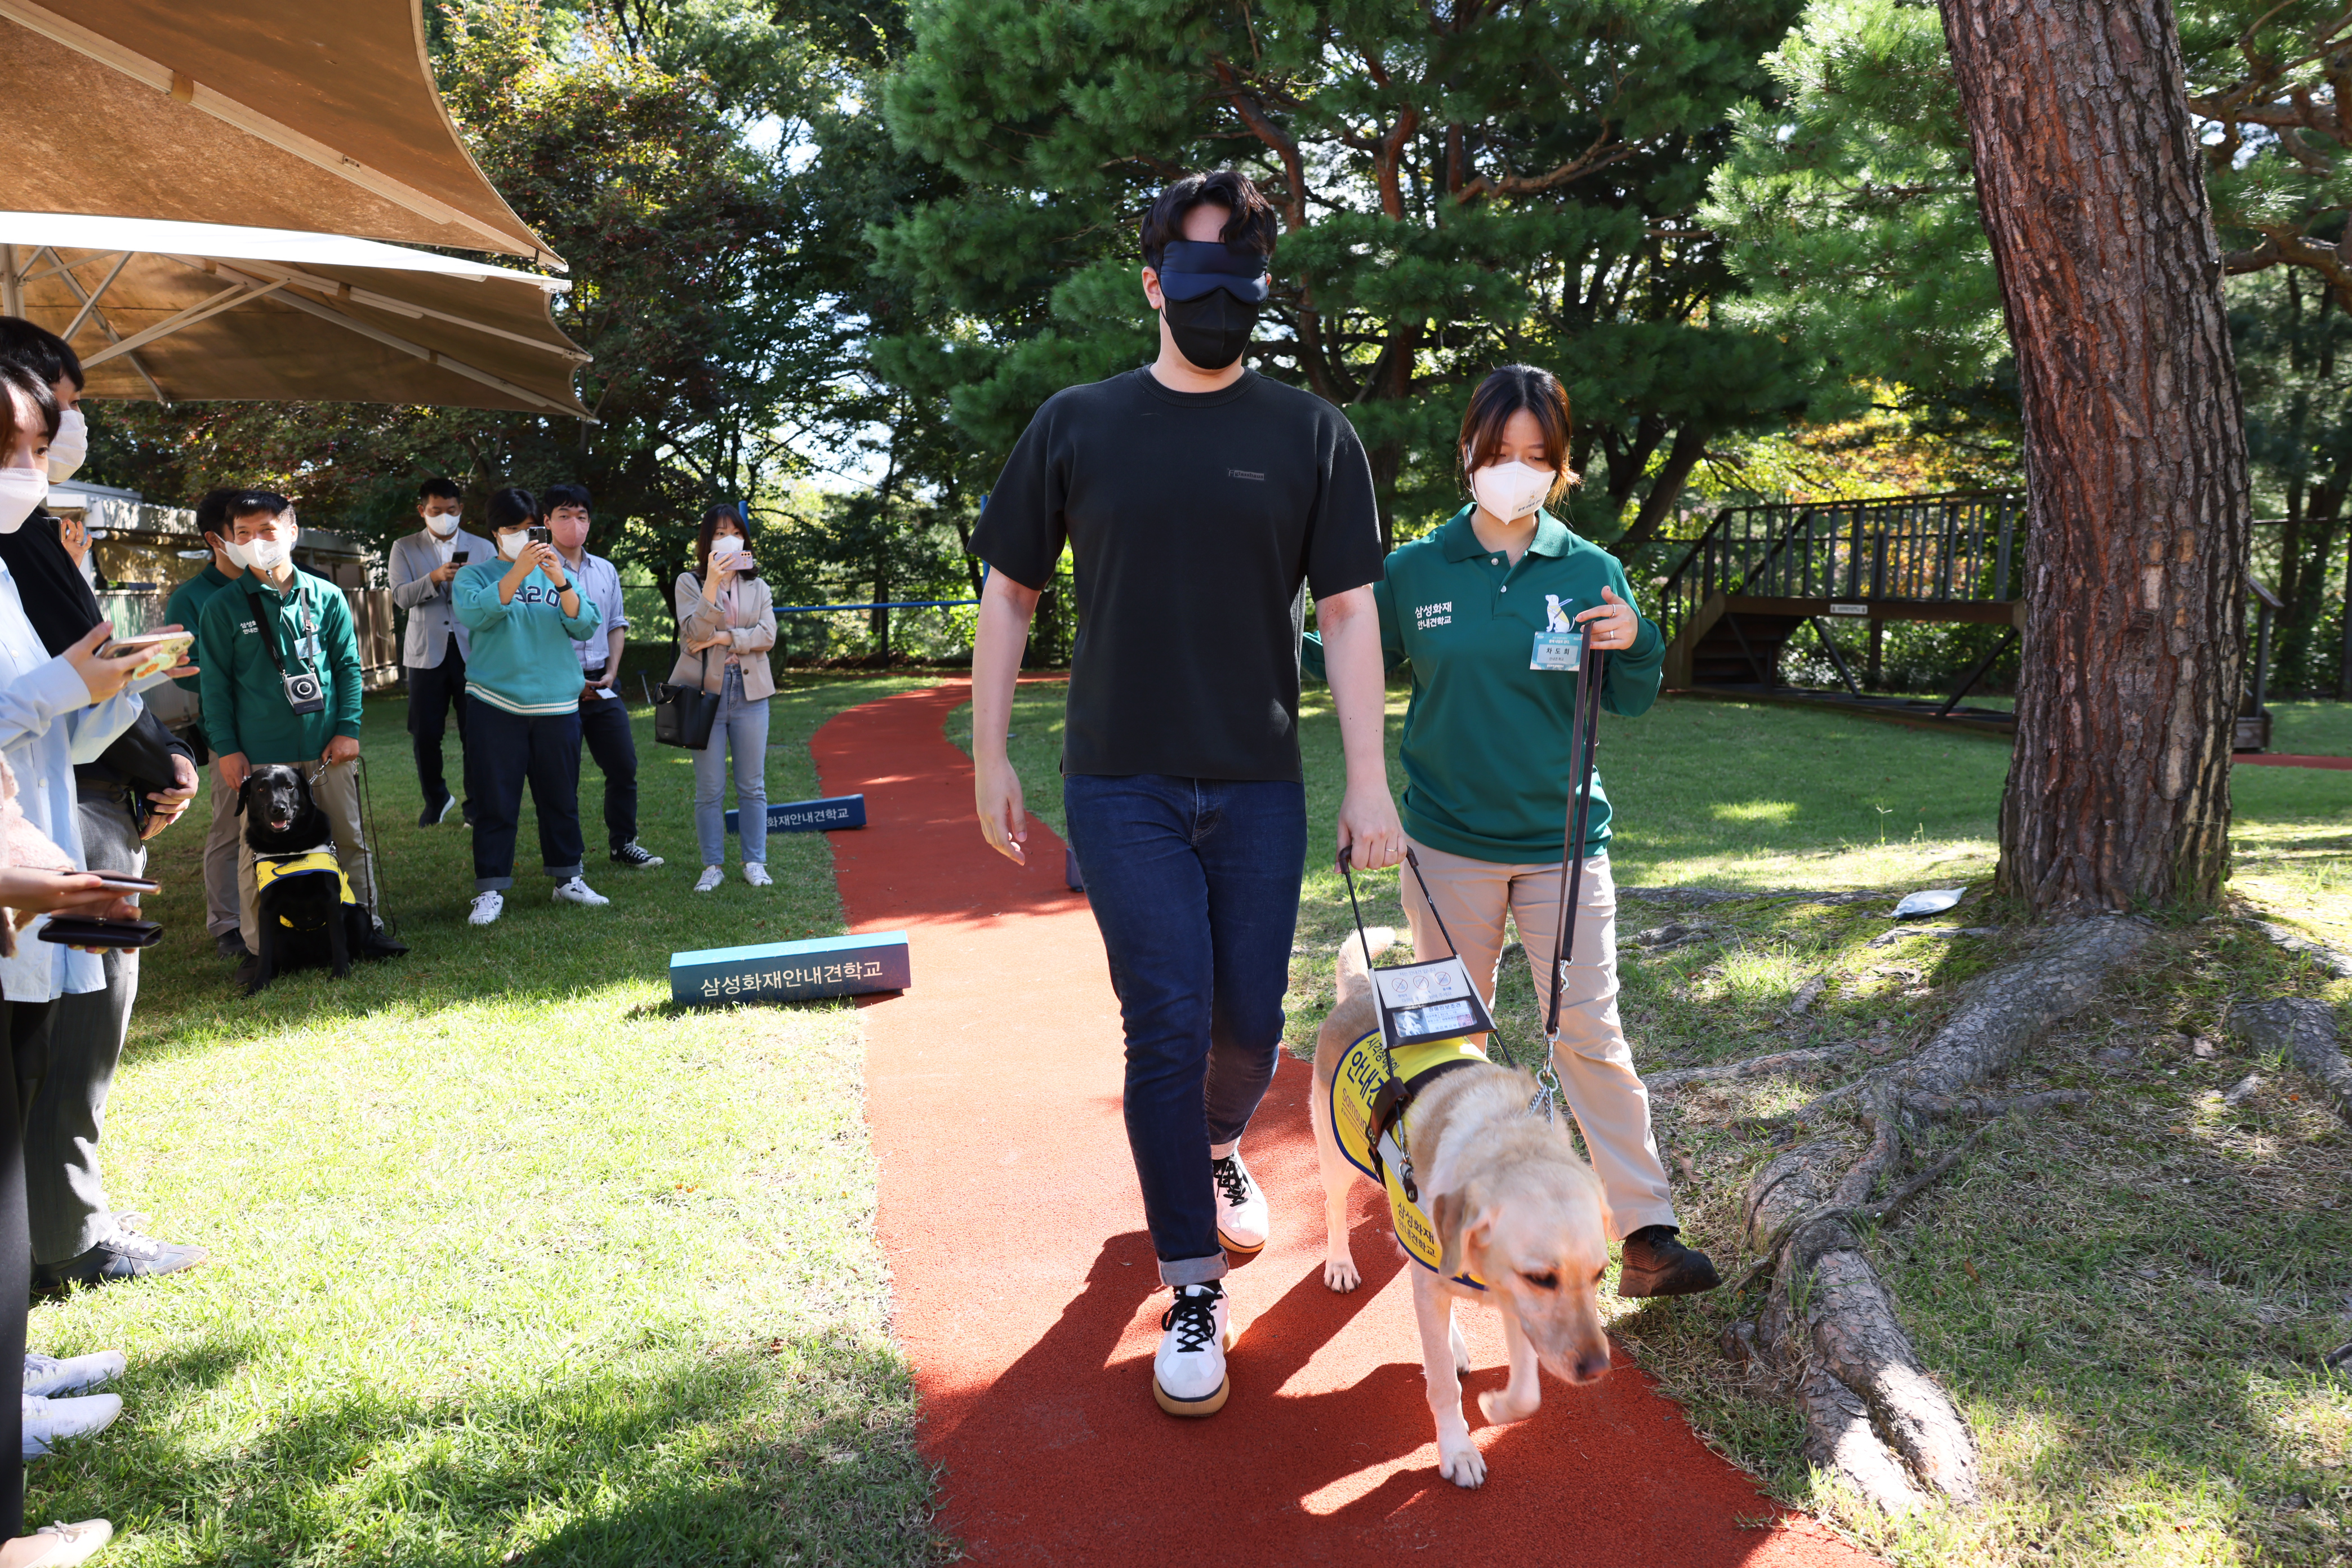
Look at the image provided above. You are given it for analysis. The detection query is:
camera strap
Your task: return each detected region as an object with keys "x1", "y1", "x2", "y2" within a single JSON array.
[{"x1": 243, "y1": 582, "x2": 318, "y2": 679}]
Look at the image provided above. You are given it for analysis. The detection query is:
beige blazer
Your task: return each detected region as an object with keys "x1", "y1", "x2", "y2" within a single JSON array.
[{"x1": 671, "y1": 570, "x2": 778, "y2": 700}]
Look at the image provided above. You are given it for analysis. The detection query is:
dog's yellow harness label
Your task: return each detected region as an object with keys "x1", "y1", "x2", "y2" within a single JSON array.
[
  {"x1": 252, "y1": 849, "x2": 354, "y2": 920},
  {"x1": 1329, "y1": 1030, "x2": 1490, "y2": 1291}
]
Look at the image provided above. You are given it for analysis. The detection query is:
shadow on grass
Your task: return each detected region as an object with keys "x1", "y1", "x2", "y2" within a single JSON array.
[{"x1": 31, "y1": 1327, "x2": 944, "y2": 1568}]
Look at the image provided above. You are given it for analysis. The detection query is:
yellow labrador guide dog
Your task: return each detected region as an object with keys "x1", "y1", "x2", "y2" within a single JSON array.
[{"x1": 1308, "y1": 927, "x2": 1614, "y2": 1489}]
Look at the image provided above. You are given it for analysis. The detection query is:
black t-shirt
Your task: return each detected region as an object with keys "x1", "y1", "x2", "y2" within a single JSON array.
[{"x1": 974, "y1": 367, "x2": 1385, "y2": 781}]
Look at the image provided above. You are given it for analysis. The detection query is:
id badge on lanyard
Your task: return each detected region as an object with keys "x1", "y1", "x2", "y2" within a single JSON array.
[{"x1": 1531, "y1": 631, "x2": 1582, "y2": 671}]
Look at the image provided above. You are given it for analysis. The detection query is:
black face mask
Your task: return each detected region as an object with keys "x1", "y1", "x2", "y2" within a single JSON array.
[{"x1": 1161, "y1": 291, "x2": 1259, "y2": 371}]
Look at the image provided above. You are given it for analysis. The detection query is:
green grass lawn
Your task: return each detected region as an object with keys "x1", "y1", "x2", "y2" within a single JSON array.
[
  {"x1": 28, "y1": 676, "x2": 947, "y2": 1566},
  {"x1": 960, "y1": 683, "x2": 2352, "y2": 1566}
]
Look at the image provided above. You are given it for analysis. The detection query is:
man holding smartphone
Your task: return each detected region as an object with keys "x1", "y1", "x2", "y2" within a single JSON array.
[
  {"x1": 196, "y1": 493, "x2": 397, "y2": 979},
  {"x1": 387, "y1": 477, "x2": 492, "y2": 828},
  {"x1": 542, "y1": 484, "x2": 660, "y2": 870}
]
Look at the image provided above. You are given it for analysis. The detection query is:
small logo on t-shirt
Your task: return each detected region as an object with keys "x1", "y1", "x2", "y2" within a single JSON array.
[
  {"x1": 1415, "y1": 600, "x2": 1453, "y2": 631},
  {"x1": 1227, "y1": 469, "x2": 1265, "y2": 482}
]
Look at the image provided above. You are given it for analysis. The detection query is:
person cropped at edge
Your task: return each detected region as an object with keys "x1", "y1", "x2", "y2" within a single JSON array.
[
  {"x1": 455, "y1": 487, "x2": 608, "y2": 926},
  {"x1": 544, "y1": 483, "x2": 660, "y2": 872},
  {"x1": 969, "y1": 169, "x2": 1402, "y2": 1420},
  {"x1": 198, "y1": 492, "x2": 402, "y2": 985},
  {"x1": 0, "y1": 357, "x2": 178, "y2": 1564},
  {"x1": 1302, "y1": 363, "x2": 1721, "y2": 1299},
  {"x1": 387, "y1": 476, "x2": 492, "y2": 829},
  {"x1": 161, "y1": 489, "x2": 249, "y2": 957},
  {"x1": 674, "y1": 503, "x2": 776, "y2": 892},
  {"x1": 0, "y1": 323, "x2": 211, "y2": 1307}
]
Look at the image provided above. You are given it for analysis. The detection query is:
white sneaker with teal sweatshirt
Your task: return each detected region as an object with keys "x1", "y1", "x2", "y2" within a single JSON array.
[{"x1": 452, "y1": 562, "x2": 603, "y2": 715}]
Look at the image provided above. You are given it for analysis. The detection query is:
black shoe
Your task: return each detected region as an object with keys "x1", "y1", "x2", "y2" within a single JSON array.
[
  {"x1": 34, "y1": 1230, "x2": 210, "y2": 1291},
  {"x1": 215, "y1": 932, "x2": 250, "y2": 960},
  {"x1": 1618, "y1": 1224, "x2": 1722, "y2": 1298},
  {"x1": 610, "y1": 841, "x2": 663, "y2": 869},
  {"x1": 418, "y1": 795, "x2": 456, "y2": 828},
  {"x1": 360, "y1": 927, "x2": 409, "y2": 960},
  {"x1": 233, "y1": 955, "x2": 263, "y2": 993}
]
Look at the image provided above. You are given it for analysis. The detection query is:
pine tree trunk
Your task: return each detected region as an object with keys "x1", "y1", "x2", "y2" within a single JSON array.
[{"x1": 1940, "y1": 0, "x2": 2252, "y2": 916}]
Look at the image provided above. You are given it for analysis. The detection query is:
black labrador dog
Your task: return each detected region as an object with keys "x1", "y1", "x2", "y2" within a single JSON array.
[{"x1": 239, "y1": 763, "x2": 380, "y2": 991}]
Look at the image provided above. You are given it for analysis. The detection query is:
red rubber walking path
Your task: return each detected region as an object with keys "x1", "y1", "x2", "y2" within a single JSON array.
[{"x1": 814, "y1": 681, "x2": 1872, "y2": 1566}]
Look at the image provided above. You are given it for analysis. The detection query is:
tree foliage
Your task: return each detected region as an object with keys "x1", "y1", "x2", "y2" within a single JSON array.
[{"x1": 875, "y1": 0, "x2": 1816, "y2": 551}]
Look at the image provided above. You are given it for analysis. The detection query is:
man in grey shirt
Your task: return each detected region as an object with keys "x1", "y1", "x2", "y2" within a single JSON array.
[
  {"x1": 545, "y1": 484, "x2": 661, "y2": 870},
  {"x1": 387, "y1": 476, "x2": 493, "y2": 826}
]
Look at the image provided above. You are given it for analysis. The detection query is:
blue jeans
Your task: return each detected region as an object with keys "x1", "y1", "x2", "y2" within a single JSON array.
[
  {"x1": 470, "y1": 706, "x2": 584, "y2": 892},
  {"x1": 1063, "y1": 774, "x2": 1306, "y2": 1287},
  {"x1": 693, "y1": 668, "x2": 770, "y2": 866}
]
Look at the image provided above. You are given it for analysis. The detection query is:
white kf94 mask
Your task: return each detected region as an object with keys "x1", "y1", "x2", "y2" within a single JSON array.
[{"x1": 1469, "y1": 460, "x2": 1553, "y2": 524}]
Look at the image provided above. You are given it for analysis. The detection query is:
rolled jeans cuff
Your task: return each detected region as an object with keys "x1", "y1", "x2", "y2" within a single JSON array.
[
  {"x1": 1158, "y1": 1251, "x2": 1230, "y2": 1289},
  {"x1": 542, "y1": 863, "x2": 583, "y2": 880},
  {"x1": 474, "y1": 875, "x2": 514, "y2": 893}
]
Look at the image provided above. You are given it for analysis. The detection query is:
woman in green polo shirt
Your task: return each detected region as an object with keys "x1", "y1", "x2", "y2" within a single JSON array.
[{"x1": 1308, "y1": 364, "x2": 1719, "y2": 1298}]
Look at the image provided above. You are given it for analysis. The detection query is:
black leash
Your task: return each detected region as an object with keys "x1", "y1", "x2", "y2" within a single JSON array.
[{"x1": 1532, "y1": 625, "x2": 1607, "y2": 1119}]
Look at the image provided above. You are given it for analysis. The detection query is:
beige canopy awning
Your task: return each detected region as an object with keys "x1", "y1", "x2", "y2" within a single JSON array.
[
  {"x1": 0, "y1": 0, "x2": 557, "y2": 266},
  {"x1": 1, "y1": 213, "x2": 587, "y2": 416}
]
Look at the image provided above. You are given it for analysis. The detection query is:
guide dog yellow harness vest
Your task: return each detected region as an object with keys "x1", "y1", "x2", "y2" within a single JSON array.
[
  {"x1": 1329, "y1": 1029, "x2": 1492, "y2": 1291},
  {"x1": 252, "y1": 849, "x2": 354, "y2": 924}
]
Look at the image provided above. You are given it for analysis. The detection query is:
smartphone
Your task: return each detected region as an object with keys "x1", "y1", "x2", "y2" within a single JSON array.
[
  {"x1": 527, "y1": 526, "x2": 553, "y2": 545},
  {"x1": 91, "y1": 874, "x2": 161, "y2": 895},
  {"x1": 37, "y1": 917, "x2": 163, "y2": 948},
  {"x1": 452, "y1": 550, "x2": 471, "y2": 564},
  {"x1": 98, "y1": 630, "x2": 195, "y2": 680}
]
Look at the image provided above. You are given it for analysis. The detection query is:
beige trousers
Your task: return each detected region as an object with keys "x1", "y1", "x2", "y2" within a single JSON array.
[
  {"x1": 237, "y1": 757, "x2": 377, "y2": 951},
  {"x1": 1400, "y1": 838, "x2": 1676, "y2": 1239},
  {"x1": 203, "y1": 760, "x2": 243, "y2": 939}
]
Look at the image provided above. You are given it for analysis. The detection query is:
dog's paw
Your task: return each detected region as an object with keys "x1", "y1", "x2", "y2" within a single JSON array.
[
  {"x1": 1437, "y1": 1441, "x2": 1487, "y2": 1489},
  {"x1": 1322, "y1": 1255, "x2": 1361, "y2": 1294},
  {"x1": 1477, "y1": 1387, "x2": 1539, "y2": 1426}
]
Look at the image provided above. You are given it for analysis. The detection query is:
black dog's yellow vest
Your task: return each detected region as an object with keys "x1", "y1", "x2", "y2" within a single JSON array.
[
  {"x1": 253, "y1": 850, "x2": 353, "y2": 925},
  {"x1": 1329, "y1": 1030, "x2": 1490, "y2": 1290}
]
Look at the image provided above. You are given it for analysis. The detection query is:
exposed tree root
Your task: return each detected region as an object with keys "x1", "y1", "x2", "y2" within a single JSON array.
[
  {"x1": 1622, "y1": 885, "x2": 1890, "y2": 909},
  {"x1": 1730, "y1": 916, "x2": 2152, "y2": 1514},
  {"x1": 2233, "y1": 996, "x2": 2352, "y2": 1128},
  {"x1": 2246, "y1": 919, "x2": 2352, "y2": 979}
]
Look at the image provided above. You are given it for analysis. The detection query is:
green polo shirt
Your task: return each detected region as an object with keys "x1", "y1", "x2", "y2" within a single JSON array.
[
  {"x1": 1306, "y1": 507, "x2": 1663, "y2": 863},
  {"x1": 162, "y1": 562, "x2": 241, "y2": 693}
]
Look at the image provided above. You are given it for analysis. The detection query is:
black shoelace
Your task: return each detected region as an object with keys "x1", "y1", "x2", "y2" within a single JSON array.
[
  {"x1": 1210, "y1": 1155, "x2": 1251, "y2": 1210},
  {"x1": 1160, "y1": 1287, "x2": 1222, "y2": 1353}
]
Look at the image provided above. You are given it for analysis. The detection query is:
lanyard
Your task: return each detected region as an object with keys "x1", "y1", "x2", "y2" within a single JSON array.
[{"x1": 244, "y1": 582, "x2": 318, "y2": 678}]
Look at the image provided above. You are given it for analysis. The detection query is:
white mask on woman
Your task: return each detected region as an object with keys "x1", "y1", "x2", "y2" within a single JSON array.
[
  {"x1": 0, "y1": 468, "x2": 48, "y2": 534},
  {"x1": 1469, "y1": 460, "x2": 1553, "y2": 525},
  {"x1": 497, "y1": 528, "x2": 531, "y2": 561},
  {"x1": 46, "y1": 408, "x2": 86, "y2": 483}
]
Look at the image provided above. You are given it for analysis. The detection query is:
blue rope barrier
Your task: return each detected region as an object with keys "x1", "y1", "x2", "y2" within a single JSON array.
[{"x1": 771, "y1": 599, "x2": 981, "y2": 614}]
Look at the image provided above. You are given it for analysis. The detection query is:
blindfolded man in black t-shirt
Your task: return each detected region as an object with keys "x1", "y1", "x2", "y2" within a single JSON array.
[{"x1": 969, "y1": 169, "x2": 1404, "y2": 1420}]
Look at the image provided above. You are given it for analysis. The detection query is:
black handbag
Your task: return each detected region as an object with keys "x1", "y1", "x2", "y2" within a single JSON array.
[{"x1": 648, "y1": 650, "x2": 720, "y2": 751}]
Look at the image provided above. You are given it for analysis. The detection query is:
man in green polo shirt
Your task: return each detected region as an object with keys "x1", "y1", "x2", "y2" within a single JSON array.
[
  {"x1": 161, "y1": 488, "x2": 248, "y2": 956},
  {"x1": 197, "y1": 492, "x2": 397, "y2": 977}
]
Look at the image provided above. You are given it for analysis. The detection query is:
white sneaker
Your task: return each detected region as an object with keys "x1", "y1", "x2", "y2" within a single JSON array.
[
  {"x1": 467, "y1": 890, "x2": 504, "y2": 926},
  {"x1": 22, "y1": 1393, "x2": 121, "y2": 1458},
  {"x1": 551, "y1": 877, "x2": 609, "y2": 907},
  {"x1": 743, "y1": 863, "x2": 772, "y2": 888},
  {"x1": 19, "y1": 1518, "x2": 112, "y2": 1566},
  {"x1": 23, "y1": 1352, "x2": 123, "y2": 1399},
  {"x1": 1152, "y1": 1281, "x2": 1232, "y2": 1417},
  {"x1": 694, "y1": 866, "x2": 724, "y2": 893},
  {"x1": 1212, "y1": 1152, "x2": 1269, "y2": 1256}
]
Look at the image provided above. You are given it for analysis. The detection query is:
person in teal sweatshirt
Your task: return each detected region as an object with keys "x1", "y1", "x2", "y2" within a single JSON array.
[
  {"x1": 1304, "y1": 364, "x2": 1721, "y2": 1300},
  {"x1": 452, "y1": 487, "x2": 605, "y2": 925}
]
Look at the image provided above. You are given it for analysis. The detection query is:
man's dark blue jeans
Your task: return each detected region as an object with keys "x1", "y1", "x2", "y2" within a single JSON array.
[{"x1": 1063, "y1": 773, "x2": 1306, "y2": 1288}]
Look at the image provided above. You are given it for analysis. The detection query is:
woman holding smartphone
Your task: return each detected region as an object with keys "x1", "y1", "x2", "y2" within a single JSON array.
[
  {"x1": 1304, "y1": 364, "x2": 1720, "y2": 1299},
  {"x1": 675, "y1": 504, "x2": 778, "y2": 893},
  {"x1": 453, "y1": 488, "x2": 607, "y2": 927}
]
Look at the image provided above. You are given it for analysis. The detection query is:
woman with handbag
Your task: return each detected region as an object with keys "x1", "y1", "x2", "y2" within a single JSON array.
[{"x1": 675, "y1": 504, "x2": 778, "y2": 892}]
